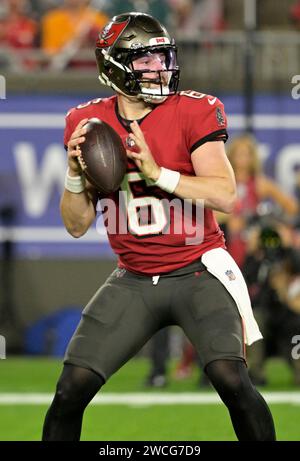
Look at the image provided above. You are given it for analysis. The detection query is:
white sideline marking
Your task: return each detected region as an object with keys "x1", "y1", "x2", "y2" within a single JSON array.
[
  {"x1": 0, "y1": 392, "x2": 299, "y2": 406},
  {"x1": 0, "y1": 226, "x2": 107, "y2": 243}
]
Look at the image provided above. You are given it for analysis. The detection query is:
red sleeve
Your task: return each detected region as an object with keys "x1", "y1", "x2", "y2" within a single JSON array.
[
  {"x1": 180, "y1": 92, "x2": 228, "y2": 154},
  {"x1": 63, "y1": 107, "x2": 76, "y2": 150}
]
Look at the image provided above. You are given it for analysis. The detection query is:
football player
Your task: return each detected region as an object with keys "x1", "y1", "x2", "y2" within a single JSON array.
[{"x1": 42, "y1": 12, "x2": 275, "y2": 441}]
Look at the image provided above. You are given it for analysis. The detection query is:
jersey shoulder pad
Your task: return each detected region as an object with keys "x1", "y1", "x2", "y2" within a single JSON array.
[
  {"x1": 66, "y1": 97, "x2": 104, "y2": 119},
  {"x1": 64, "y1": 96, "x2": 116, "y2": 147}
]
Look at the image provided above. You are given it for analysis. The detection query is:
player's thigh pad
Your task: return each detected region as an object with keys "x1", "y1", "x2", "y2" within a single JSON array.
[
  {"x1": 64, "y1": 269, "x2": 159, "y2": 381},
  {"x1": 172, "y1": 270, "x2": 245, "y2": 369}
]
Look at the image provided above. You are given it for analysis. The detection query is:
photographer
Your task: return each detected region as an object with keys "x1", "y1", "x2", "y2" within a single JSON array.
[{"x1": 244, "y1": 222, "x2": 300, "y2": 385}]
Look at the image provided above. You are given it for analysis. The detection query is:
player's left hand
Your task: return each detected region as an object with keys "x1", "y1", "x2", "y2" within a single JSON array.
[{"x1": 126, "y1": 121, "x2": 161, "y2": 181}]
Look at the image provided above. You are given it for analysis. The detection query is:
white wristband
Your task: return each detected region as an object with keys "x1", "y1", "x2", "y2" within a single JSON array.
[
  {"x1": 65, "y1": 168, "x2": 86, "y2": 193},
  {"x1": 154, "y1": 167, "x2": 180, "y2": 193}
]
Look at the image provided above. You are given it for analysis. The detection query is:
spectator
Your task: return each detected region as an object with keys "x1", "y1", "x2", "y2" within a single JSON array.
[
  {"x1": 41, "y1": 0, "x2": 108, "y2": 67},
  {"x1": 267, "y1": 249, "x2": 300, "y2": 385},
  {"x1": 0, "y1": 0, "x2": 37, "y2": 49},
  {"x1": 221, "y1": 134, "x2": 298, "y2": 268},
  {"x1": 244, "y1": 224, "x2": 300, "y2": 385}
]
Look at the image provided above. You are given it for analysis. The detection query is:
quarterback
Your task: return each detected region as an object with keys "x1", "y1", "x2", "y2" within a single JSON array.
[{"x1": 42, "y1": 12, "x2": 275, "y2": 441}]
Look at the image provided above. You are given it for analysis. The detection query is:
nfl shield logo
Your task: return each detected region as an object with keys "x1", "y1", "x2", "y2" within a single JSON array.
[{"x1": 225, "y1": 269, "x2": 236, "y2": 281}]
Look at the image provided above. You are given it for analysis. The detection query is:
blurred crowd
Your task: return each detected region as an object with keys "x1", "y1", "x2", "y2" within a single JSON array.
[
  {"x1": 0, "y1": 0, "x2": 225, "y2": 69},
  {"x1": 1, "y1": 0, "x2": 300, "y2": 70}
]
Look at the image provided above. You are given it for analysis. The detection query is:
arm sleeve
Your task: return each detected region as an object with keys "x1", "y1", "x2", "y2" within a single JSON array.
[{"x1": 184, "y1": 96, "x2": 228, "y2": 154}]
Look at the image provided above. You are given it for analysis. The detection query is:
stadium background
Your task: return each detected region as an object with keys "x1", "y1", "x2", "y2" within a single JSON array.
[{"x1": 0, "y1": 0, "x2": 300, "y2": 441}]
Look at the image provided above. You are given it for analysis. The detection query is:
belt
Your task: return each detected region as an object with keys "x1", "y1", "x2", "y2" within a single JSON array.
[{"x1": 123, "y1": 259, "x2": 206, "y2": 285}]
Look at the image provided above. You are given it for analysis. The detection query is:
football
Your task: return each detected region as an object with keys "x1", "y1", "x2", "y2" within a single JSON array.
[{"x1": 79, "y1": 118, "x2": 127, "y2": 194}]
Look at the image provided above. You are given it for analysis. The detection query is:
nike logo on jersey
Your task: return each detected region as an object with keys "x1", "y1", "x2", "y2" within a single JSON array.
[{"x1": 207, "y1": 97, "x2": 217, "y2": 105}]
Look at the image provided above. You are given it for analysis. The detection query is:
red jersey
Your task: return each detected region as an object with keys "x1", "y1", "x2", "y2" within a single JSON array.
[{"x1": 64, "y1": 90, "x2": 228, "y2": 275}]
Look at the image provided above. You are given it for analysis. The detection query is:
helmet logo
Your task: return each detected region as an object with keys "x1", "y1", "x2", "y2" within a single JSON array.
[
  {"x1": 130, "y1": 42, "x2": 144, "y2": 50},
  {"x1": 96, "y1": 19, "x2": 129, "y2": 48}
]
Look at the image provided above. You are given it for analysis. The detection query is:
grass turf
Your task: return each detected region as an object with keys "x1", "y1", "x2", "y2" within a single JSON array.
[{"x1": 0, "y1": 356, "x2": 299, "y2": 440}]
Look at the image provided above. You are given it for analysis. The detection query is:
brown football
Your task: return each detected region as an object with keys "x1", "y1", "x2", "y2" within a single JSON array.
[{"x1": 79, "y1": 118, "x2": 127, "y2": 194}]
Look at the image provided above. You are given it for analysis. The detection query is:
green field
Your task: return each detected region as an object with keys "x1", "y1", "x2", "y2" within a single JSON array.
[{"x1": 0, "y1": 357, "x2": 299, "y2": 441}]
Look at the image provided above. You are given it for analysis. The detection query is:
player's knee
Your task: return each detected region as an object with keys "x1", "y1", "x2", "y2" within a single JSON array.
[
  {"x1": 212, "y1": 376, "x2": 244, "y2": 407},
  {"x1": 51, "y1": 381, "x2": 82, "y2": 416},
  {"x1": 52, "y1": 365, "x2": 104, "y2": 414},
  {"x1": 55, "y1": 380, "x2": 77, "y2": 405},
  {"x1": 218, "y1": 380, "x2": 251, "y2": 410},
  {"x1": 206, "y1": 360, "x2": 255, "y2": 410}
]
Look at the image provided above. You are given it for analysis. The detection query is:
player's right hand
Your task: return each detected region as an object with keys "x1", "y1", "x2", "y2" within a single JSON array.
[{"x1": 67, "y1": 118, "x2": 89, "y2": 175}]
